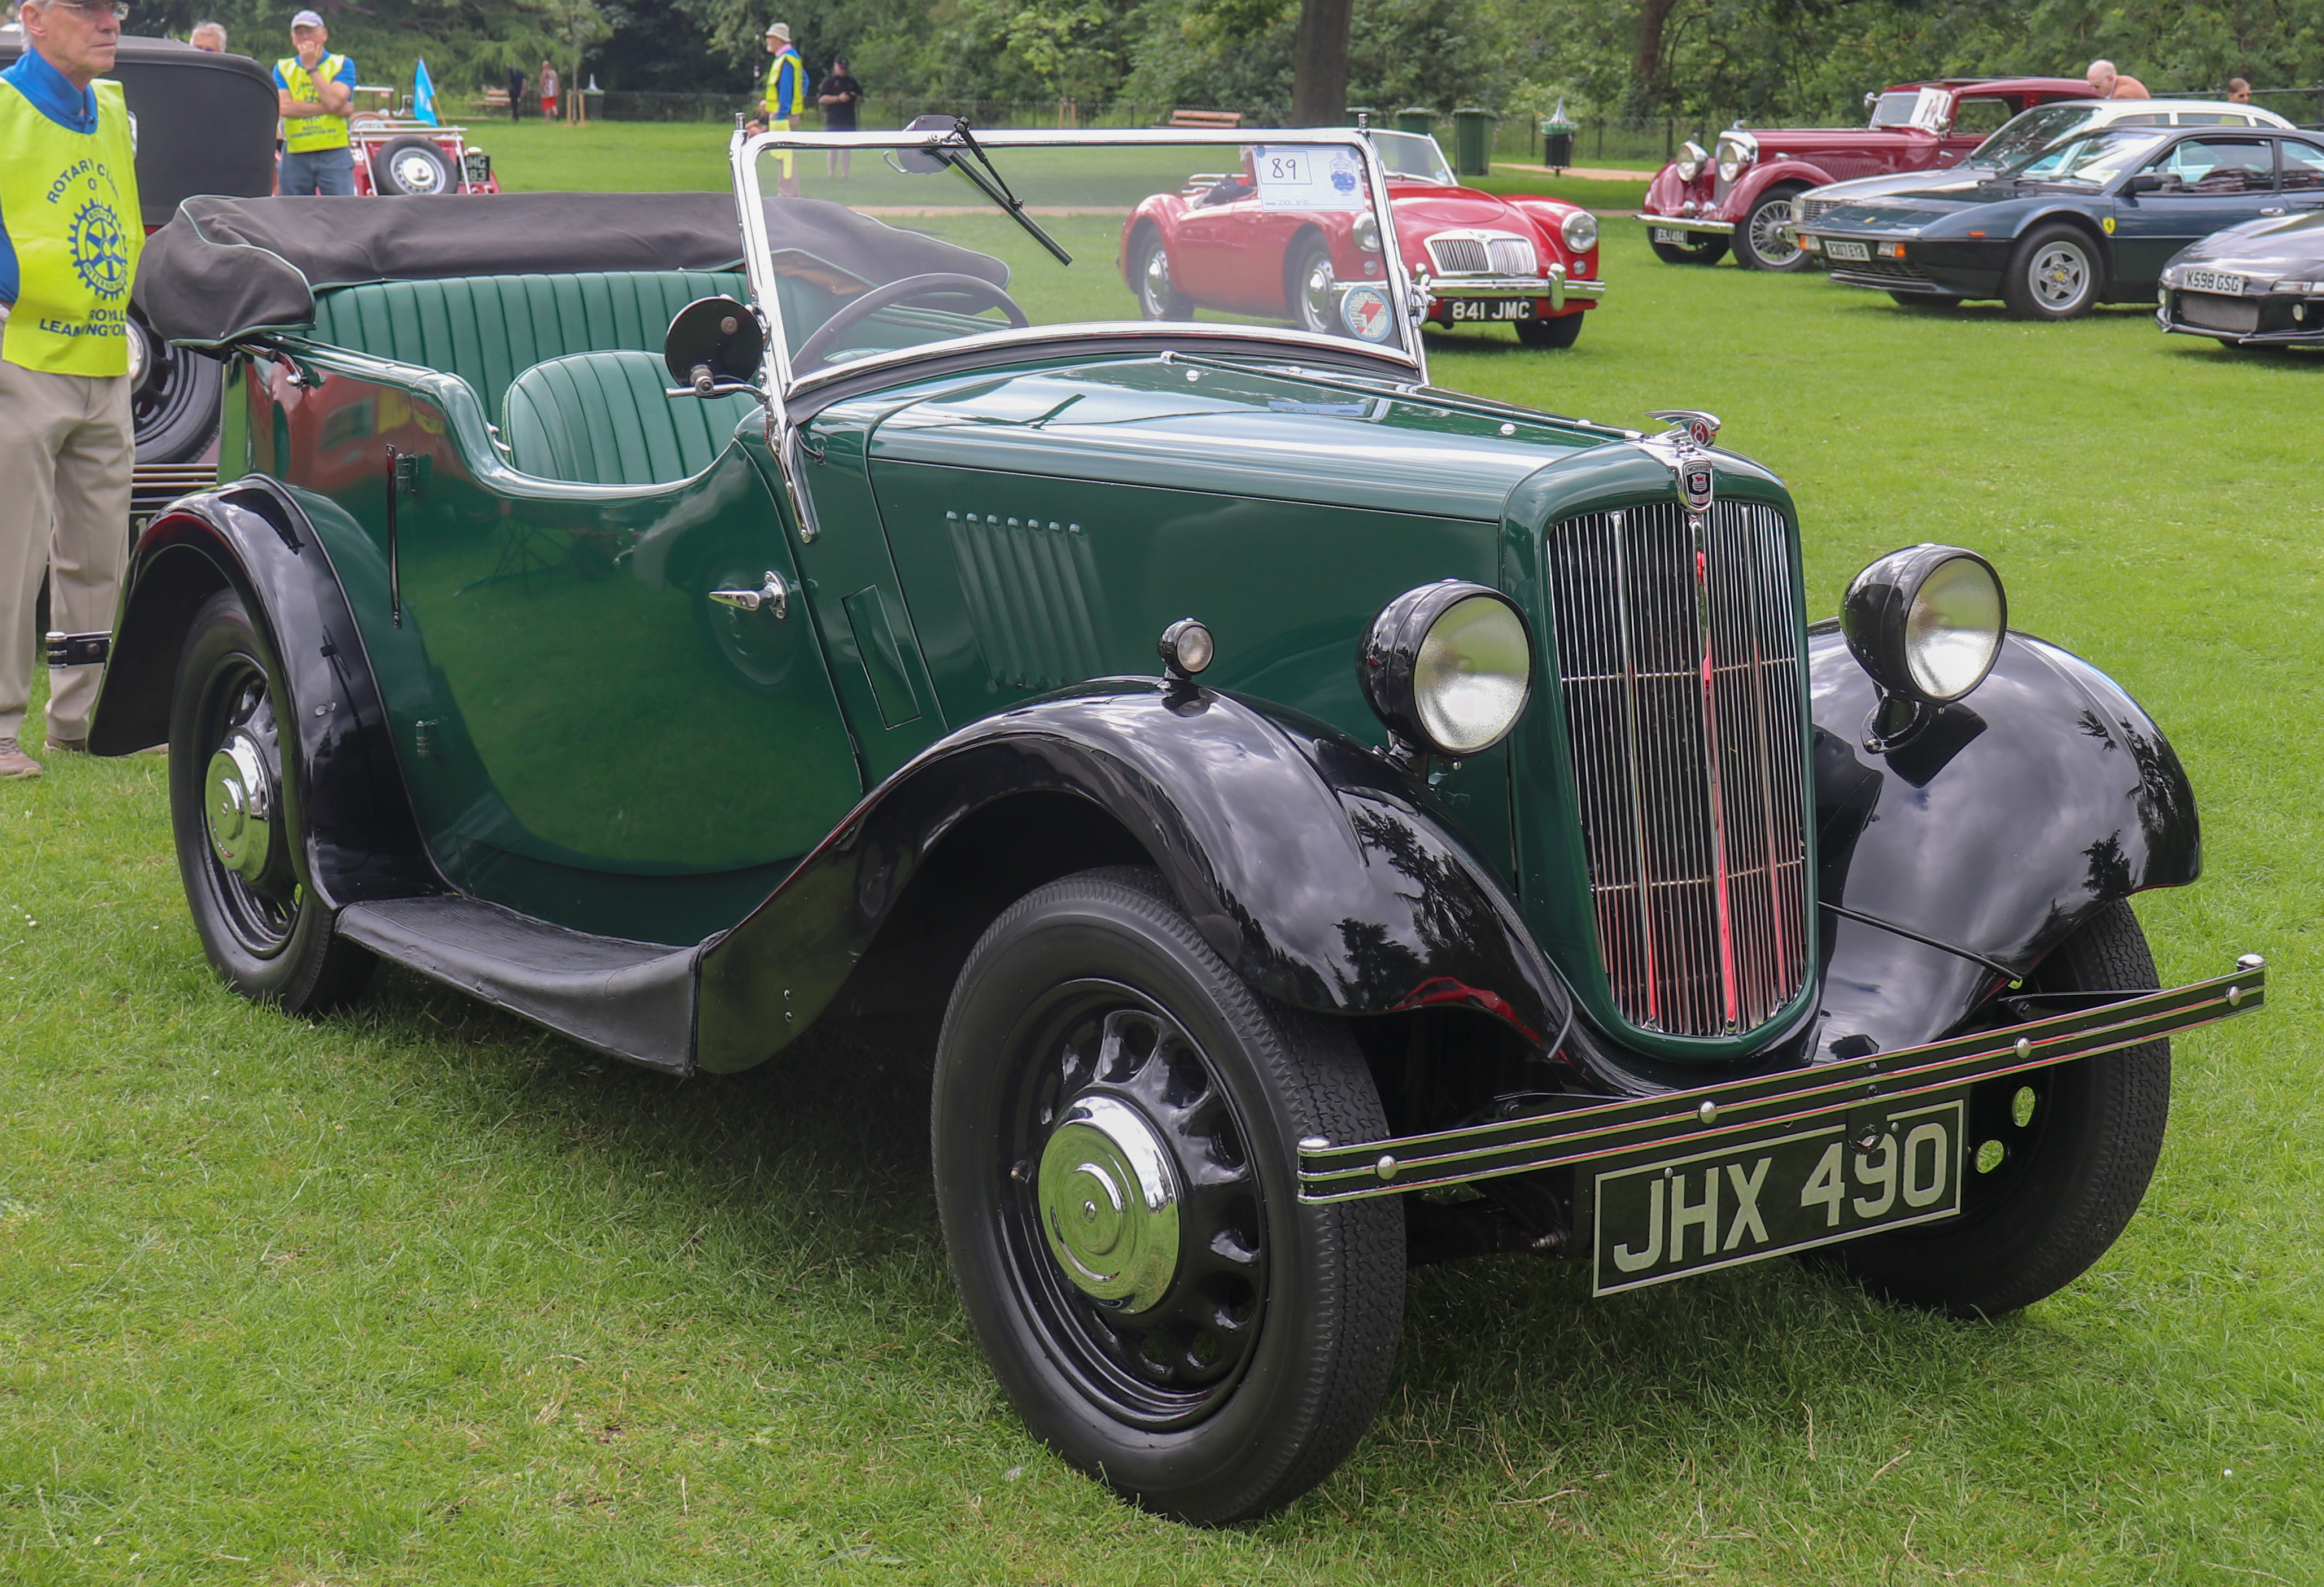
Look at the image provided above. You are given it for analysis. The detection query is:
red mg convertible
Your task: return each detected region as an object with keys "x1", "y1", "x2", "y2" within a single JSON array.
[{"x1": 1122, "y1": 130, "x2": 1606, "y2": 348}]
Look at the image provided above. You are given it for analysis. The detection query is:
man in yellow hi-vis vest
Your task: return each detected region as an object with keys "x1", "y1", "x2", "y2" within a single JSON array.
[
  {"x1": 748, "y1": 21, "x2": 807, "y2": 198},
  {"x1": 0, "y1": 0, "x2": 143, "y2": 776},
  {"x1": 274, "y1": 8, "x2": 356, "y2": 196}
]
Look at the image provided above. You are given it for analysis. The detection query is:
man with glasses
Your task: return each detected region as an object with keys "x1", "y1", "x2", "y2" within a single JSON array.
[
  {"x1": 0, "y1": 0, "x2": 143, "y2": 776},
  {"x1": 274, "y1": 8, "x2": 355, "y2": 196}
]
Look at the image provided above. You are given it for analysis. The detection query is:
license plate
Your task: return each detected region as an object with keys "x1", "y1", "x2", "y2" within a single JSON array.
[
  {"x1": 1591, "y1": 1095, "x2": 1965, "y2": 1295},
  {"x1": 1824, "y1": 239, "x2": 1871, "y2": 262},
  {"x1": 1652, "y1": 227, "x2": 1692, "y2": 245},
  {"x1": 1448, "y1": 299, "x2": 1534, "y2": 321},
  {"x1": 2185, "y1": 269, "x2": 2246, "y2": 295}
]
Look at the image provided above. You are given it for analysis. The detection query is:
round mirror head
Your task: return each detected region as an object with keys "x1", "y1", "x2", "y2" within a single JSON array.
[{"x1": 663, "y1": 295, "x2": 766, "y2": 392}]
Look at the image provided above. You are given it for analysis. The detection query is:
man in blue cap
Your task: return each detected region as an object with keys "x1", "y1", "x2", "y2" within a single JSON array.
[{"x1": 275, "y1": 9, "x2": 356, "y2": 195}]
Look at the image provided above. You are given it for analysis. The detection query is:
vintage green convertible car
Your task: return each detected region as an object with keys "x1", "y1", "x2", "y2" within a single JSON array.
[{"x1": 88, "y1": 125, "x2": 2262, "y2": 1523}]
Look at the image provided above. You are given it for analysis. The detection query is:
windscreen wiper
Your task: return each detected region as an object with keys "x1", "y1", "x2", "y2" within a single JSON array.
[{"x1": 915, "y1": 117, "x2": 1073, "y2": 266}]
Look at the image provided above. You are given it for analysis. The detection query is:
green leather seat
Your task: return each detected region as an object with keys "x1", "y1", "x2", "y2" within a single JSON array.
[
  {"x1": 501, "y1": 349, "x2": 759, "y2": 485},
  {"x1": 307, "y1": 270, "x2": 750, "y2": 419}
]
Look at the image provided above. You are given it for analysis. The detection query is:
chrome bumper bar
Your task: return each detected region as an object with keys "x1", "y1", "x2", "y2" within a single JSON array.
[
  {"x1": 1634, "y1": 213, "x2": 1735, "y2": 235},
  {"x1": 1419, "y1": 267, "x2": 1606, "y2": 312},
  {"x1": 130, "y1": 461, "x2": 219, "y2": 531},
  {"x1": 1299, "y1": 956, "x2": 2266, "y2": 1202}
]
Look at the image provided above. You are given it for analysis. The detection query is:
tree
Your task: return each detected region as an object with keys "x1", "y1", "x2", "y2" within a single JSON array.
[{"x1": 1291, "y1": 0, "x2": 1352, "y2": 122}]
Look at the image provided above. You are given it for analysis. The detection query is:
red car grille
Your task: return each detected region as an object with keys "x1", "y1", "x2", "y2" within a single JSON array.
[{"x1": 1544, "y1": 500, "x2": 1811, "y2": 1038}]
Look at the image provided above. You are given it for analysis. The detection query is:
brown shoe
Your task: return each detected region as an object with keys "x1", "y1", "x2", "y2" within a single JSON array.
[
  {"x1": 0, "y1": 738, "x2": 42, "y2": 779},
  {"x1": 48, "y1": 736, "x2": 89, "y2": 755}
]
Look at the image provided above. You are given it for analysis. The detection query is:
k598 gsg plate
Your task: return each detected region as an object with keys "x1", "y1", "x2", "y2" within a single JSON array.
[{"x1": 1590, "y1": 1094, "x2": 1964, "y2": 1295}]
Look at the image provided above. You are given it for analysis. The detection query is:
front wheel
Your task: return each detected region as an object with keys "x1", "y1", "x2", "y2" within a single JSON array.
[
  {"x1": 1130, "y1": 224, "x2": 1191, "y2": 321},
  {"x1": 1515, "y1": 312, "x2": 1583, "y2": 348},
  {"x1": 2003, "y1": 224, "x2": 2104, "y2": 320},
  {"x1": 1820, "y1": 900, "x2": 2169, "y2": 1317},
  {"x1": 1732, "y1": 188, "x2": 1809, "y2": 271},
  {"x1": 933, "y1": 867, "x2": 1403, "y2": 1524},
  {"x1": 1285, "y1": 233, "x2": 1341, "y2": 336},
  {"x1": 169, "y1": 588, "x2": 374, "y2": 1013}
]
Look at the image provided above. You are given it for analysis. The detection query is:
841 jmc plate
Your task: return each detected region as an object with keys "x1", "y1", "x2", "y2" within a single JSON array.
[{"x1": 1591, "y1": 1096, "x2": 1965, "y2": 1295}]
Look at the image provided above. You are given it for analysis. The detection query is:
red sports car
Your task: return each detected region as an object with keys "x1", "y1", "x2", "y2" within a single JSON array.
[{"x1": 1121, "y1": 131, "x2": 1606, "y2": 348}]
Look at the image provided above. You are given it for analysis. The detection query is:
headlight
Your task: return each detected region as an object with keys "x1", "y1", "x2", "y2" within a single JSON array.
[
  {"x1": 1715, "y1": 132, "x2": 1756, "y2": 185},
  {"x1": 1358, "y1": 582, "x2": 1534, "y2": 759},
  {"x1": 1674, "y1": 140, "x2": 1709, "y2": 182},
  {"x1": 1842, "y1": 544, "x2": 2007, "y2": 706},
  {"x1": 1560, "y1": 210, "x2": 1598, "y2": 252},
  {"x1": 1354, "y1": 211, "x2": 1382, "y2": 252}
]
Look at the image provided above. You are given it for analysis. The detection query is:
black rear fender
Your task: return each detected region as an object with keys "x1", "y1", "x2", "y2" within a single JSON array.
[
  {"x1": 88, "y1": 478, "x2": 439, "y2": 908},
  {"x1": 695, "y1": 683, "x2": 1580, "y2": 1074}
]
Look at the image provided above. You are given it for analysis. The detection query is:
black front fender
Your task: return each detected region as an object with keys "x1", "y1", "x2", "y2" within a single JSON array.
[
  {"x1": 695, "y1": 683, "x2": 1578, "y2": 1073},
  {"x1": 1809, "y1": 624, "x2": 2199, "y2": 1060},
  {"x1": 88, "y1": 479, "x2": 439, "y2": 909}
]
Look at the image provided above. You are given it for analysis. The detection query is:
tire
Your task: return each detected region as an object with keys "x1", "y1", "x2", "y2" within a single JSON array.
[
  {"x1": 169, "y1": 588, "x2": 374, "y2": 1013},
  {"x1": 1130, "y1": 224, "x2": 1191, "y2": 321},
  {"x1": 1732, "y1": 187, "x2": 1809, "y2": 272},
  {"x1": 1516, "y1": 312, "x2": 1583, "y2": 349},
  {"x1": 128, "y1": 305, "x2": 221, "y2": 464},
  {"x1": 1821, "y1": 900, "x2": 2169, "y2": 1318},
  {"x1": 369, "y1": 135, "x2": 455, "y2": 198},
  {"x1": 1889, "y1": 290, "x2": 1966, "y2": 309},
  {"x1": 1285, "y1": 231, "x2": 1340, "y2": 336},
  {"x1": 2002, "y1": 223, "x2": 2104, "y2": 321},
  {"x1": 1649, "y1": 233, "x2": 1731, "y2": 265},
  {"x1": 932, "y1": 867, "x2": 1403, "y2": 1524}
]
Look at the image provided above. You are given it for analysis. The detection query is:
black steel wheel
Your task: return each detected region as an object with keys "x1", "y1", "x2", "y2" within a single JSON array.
[
  {"x1": 369, "y1": 135, "x2": 455, "y2": 197},
  {"x1": 1515, "y1": 312, "x2": 1584, "y2": 349},
  {"x1": 1130, "y1": 224, "x2": 1191, "y2": 320},
  {"x1": 128, "y1": 305, "x2": 221, "y2": 464},
  {"x1": 1285, "y1": 232, "x2": 1340, "y2": 336},
  {"x1": 1820, "y1": 900, "x2": 2169, "y2": 1318},
  {"x1": 169, "y1": 588, "x2": 374, "y2": 1012},
  {"x1": 1732, "y1": 187, "x2": 1809, "y2": 271},
  {"x1": 933, "y1": 867, "x2": 1403, "y2": 1524},
  {"x1": 1649, "y1": 233, "x2": 1731, "y2": 265},
  {"x1": 2002, "y1": 222, "x2": 2104, "y2": 321}
]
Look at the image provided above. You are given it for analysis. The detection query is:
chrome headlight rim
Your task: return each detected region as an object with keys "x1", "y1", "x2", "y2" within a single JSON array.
[
  {"x1": 1353, "y1": 210, "x2": 1382, "y2": 252},
  {"x1": 1842, "y1": 543, "x2": 2008, "y2": 707},
  {"x1": 1560, "y1": 209, "x2": 1598, "y2": 253},
  {"x1": 1675, "y1": 139, "x2": 1709, "y2": 183},
  {"x1": 1358, "y1": 580, "x2": 1535, "y2": 760}
]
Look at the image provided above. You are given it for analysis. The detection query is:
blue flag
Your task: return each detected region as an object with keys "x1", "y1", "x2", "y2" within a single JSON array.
[{"x1": 412, "y1": 58, "x2": 439, "y2": 125}]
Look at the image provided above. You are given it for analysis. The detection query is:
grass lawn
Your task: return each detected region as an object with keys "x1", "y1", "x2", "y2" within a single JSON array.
[{"x1": 5, "y1": 231, "x2": 2321, "y2": 1584}]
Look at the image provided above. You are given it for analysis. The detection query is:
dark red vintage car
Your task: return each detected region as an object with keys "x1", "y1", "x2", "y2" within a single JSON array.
[
  {"x1": 1637, "y1": 78, "x2": 2095, "y2": 270},
  {"x1": 346, "y1": 112, "x2": 501, "y2": 198},
  {"x1": 1122, "y1": 131, "x2": 1606, "y2": 348}
]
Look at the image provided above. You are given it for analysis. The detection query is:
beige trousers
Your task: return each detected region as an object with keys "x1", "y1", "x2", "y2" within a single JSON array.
[{"x1": 0, "y1": 327, "x2": 132, "y2": 745}]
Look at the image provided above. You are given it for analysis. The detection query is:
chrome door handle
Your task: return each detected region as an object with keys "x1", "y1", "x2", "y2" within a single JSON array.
[
  {"x1": 2261, "y1": 207, "x2": 2286, "y2": 216},
  {"x1": 709, "y1": 570, "x2": 790, "y2": 618}
]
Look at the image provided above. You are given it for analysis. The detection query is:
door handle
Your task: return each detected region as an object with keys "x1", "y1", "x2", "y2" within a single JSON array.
[
  {"x1": 710, "y1": 570, "x2": 790, "y2": 618},
  {"x1": 2261, "y1": 207, "x2": 2286, "y2": 216}
]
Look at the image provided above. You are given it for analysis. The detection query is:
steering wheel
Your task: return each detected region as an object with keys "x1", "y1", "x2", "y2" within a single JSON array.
[{"x1": 792, "y1": 272, "x2": 1028, "y2": 369}]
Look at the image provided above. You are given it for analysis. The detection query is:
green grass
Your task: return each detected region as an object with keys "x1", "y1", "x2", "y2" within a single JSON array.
[{"x1": 5, "y1": 232, "x2": 2321, "y2": 1583}]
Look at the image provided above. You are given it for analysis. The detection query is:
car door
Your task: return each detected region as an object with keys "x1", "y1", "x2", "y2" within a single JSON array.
[
  {"x1": 2279, "y1": 139, "x2": 2324, "y2": 214},
  {"x1": 2112, "y1": 135, "x2": 2282, "y2": 285}
]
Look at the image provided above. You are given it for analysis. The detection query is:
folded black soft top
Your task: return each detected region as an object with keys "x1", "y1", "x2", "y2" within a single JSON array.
[{"x1": 136, "y1": 191, "x2": 1011, "y2": 347}]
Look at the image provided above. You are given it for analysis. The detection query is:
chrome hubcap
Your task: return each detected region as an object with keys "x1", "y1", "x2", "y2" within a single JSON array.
[
  {"x1": 2033, "y1": 244, "x2": 2088, "y2": 307},
  {"x1": 204, "y1": 731, "x2": 274, "y2": 881},
  {"x1": 393, "y1": 151, "x2": 443, "y2": 194},
  {"x1": 1143, "y1": 247, "x2": 1171, "y2": 313},
  {"x1": 1302, "y1": 257, "x2": 1337, "y2": 330},
  {"x1": 1038, "y1": 1094, "x2": 1181, "y2": 1311}
]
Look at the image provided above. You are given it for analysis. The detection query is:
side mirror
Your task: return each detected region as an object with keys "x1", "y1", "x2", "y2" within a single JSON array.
[
  {"x1": 663, "y1": 296, "x2": 766, "y2": 397},
  {"x1": 894, "y1": 112, "x2": 960, "y2": 174},
  {"x1": 2124, "y1": 173, "x2": 2169, "y2": 194}
]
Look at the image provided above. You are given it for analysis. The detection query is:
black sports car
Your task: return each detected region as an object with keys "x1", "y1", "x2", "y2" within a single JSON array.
[
  {"x1": 1794, "y1": 124, "x2": 2324, "y2": 319},
  {"x1": 2158, "y1": 209, "x2": 2324, "y2": 346}
]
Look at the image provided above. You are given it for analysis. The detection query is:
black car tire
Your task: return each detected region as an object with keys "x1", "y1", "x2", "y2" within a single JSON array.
[
  {"x1": 129, "y1": 305, "x2": 222, "y2": 464},
  {"x1": 1889, "y1": 290, "x2": 1966, "y2": 309},
  {"x1": 369, "y1": 135, "x2": 456, "y2": 197},
  {"x1": 1516, "y1": 312, "x2": 1584, "y2": 349},
  {"x1": 1732, "y1": 186, "x2": 1810, "y2": 272},
  {"x1": 1130, "y1": 223, "x2": 1192, "y2": 321},
  {"x1": 2002, "y1": 223, "x2": 2104, "y2": 320},
  {"x1": 1285, "y1": 232, "x2": 1340, "y2": 336},
  {"x1": 1649, "y1": 233, "x2": 1731, "y2": 265},
  {"x1": 932, "y1": 866, "x2": 1403, "y2": 1524},
  {"x1": 1819, "y1": 900, "x2": 2168, "y2": 1318},
  {"x1": 169, "y1": 587, "x2": 374, "y2": 1013}
]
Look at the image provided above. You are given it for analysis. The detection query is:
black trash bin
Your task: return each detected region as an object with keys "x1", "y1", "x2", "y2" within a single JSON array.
[{"x1": 1542, "y1": 116, "x2": 1576, "y2": 170}]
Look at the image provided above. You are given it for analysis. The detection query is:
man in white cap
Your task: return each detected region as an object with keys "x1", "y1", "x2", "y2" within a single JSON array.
[
  {"x1": 275, "y1": 9, "x2": 356, "y2": 195},
  {"x1": 750, "y1": 21, "x2": 806, "y2": 197},
  {"x1": 0, "y1": 0, "x2": 144, "y2": 775}
]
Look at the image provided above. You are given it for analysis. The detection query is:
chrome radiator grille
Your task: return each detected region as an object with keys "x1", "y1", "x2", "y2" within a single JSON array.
[
  {"x1": 1796, "y1": 196, "x2": 1834, "y2": 225},
  {"x1": 1545, "y1": 501, "x2": 1811, "y2": 1037},
  {"x1": 1424, "y1": 233, "x2": 1538, "y2": 276},
  {"x1": 1426, "y1": 235, "x2": 1491, "y2": 274}
]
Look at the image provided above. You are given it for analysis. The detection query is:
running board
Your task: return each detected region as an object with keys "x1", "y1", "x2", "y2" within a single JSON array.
[{"x1": 336, "y1": 897, "x2": 697, "y2": 1072}]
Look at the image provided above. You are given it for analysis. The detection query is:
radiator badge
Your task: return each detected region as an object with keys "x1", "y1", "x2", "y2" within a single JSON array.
[{"x1": 1644, "y1": 409, "x2": 1721, "y2": 513}]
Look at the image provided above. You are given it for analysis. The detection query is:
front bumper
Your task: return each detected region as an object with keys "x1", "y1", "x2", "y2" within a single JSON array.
[
  {"x1": 1635, "y1": 212, "x2": 1735, "y2": 236},
  {"x1": 1421, "y1": 268, "x2": 1606, "y2": 313},
  {"x1": 1300, "y1": 956, "x2": 2265, "y2": 1201},
  {"x1": 2158, "y1": 286, "x2": 2324, "y2": 346}
]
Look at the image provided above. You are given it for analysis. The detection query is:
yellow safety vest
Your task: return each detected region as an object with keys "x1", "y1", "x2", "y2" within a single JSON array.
[
  {"x1": 763, "y1": 49, "x2": 803, "y2": 118},
  {"x1": 0, "y1": 77, "x2": 142, "y2": 376},
  {"x1": 277, "y1": 53, "x2": 351, "y2": 152}
]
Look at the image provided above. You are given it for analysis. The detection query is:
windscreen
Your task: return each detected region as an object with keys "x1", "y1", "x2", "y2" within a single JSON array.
[
  {"x1": 2003, "y1": 126, "x2": 2169, "y2": 184},
  {"x1": 1369, "y1": 130, "x2": 1455, "y2": 184},
  {"x1": 1868, "y1": 88, "x2": 1947, "y2": 132},
  {"x1": 1967, "y1": 103, "x2": 2112, "y2": 168},
  {"x1": 748, "y1": 132, "x2": 1409, "y2": 384}
]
